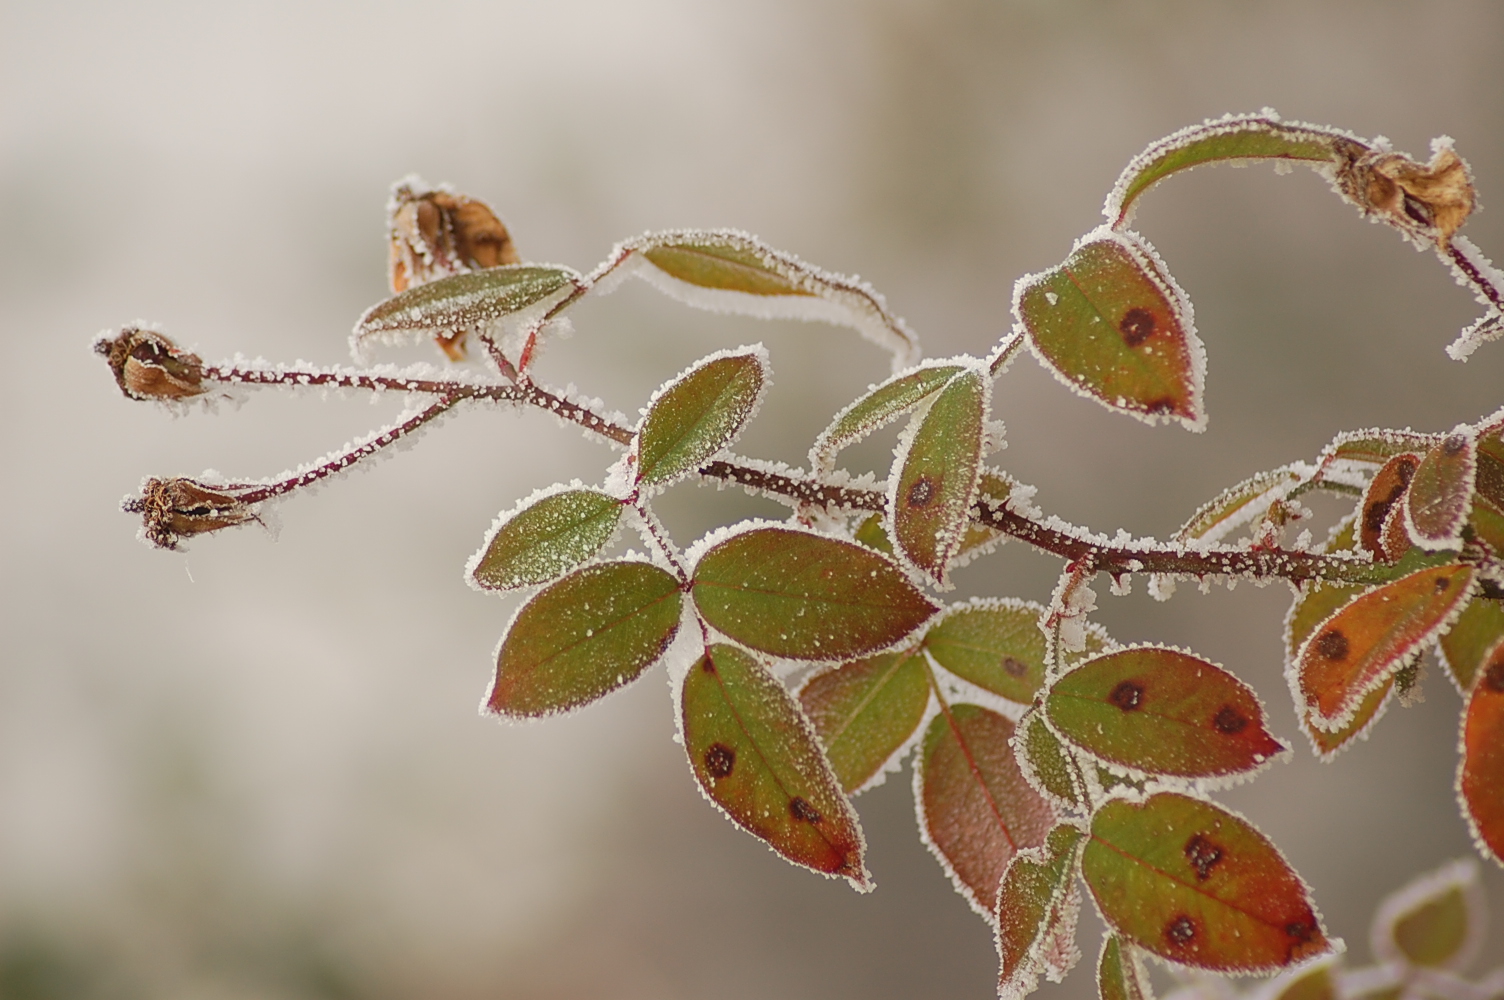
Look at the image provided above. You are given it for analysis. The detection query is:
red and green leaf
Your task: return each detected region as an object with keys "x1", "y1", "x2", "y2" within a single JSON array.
[
  {"x1": 1459, "y1": 641, "x2": 1504, "y2": 866},
  {"x1": 797, "y1": 648, "x2": 932, "y2": 794},
  {"x1": 889, "y1": 367, "x2": 989, "y2": 585},
  {"x1": 1404, "y1": 429, "x2": 1477, "y2": 550},
  {"x1": 1017, "y1": 229, "x2": 1204, "y2": 430},
  {"x1": 487, "y1": 561, "x2": 682, "y2": 718},
  {"x1": 681, "y1": 643, "x2": 869, "y2": 888},
  {"x1": 997, "y1": 822, "x2": 1086, "y2": 1000},
  {"x1": 1296, "y1": 564, "x2": 1476, "y2": 731},
  {"x1": 1096, "y1": 935, "x2": 1153, "y2": 1000},
  {"x1": 1044, "y1": 646, "x2": 1285, "y2": 780},
  {"x1": 810, "y1": 364, "x2": 963, "y2": 473},
  {"x1": 1370, "y1": 857, "x2": 1483, "y2": 969},
  {"x1": 1082, "y1": 792, "x2": 1330, "y2": 971},
  {"x1": 691, "y1": 526, "x2": 938, "y2": 661},
  {"x1": 924, "y1": 599, "x2": 1049, "y2": 705},
  {"x1": 1358, "y1": 452, "x2": 1421, "y2": 561},
  {"x1": 915, "y1": 704, "x2": 1055, "y2": 921},
  {"x1": 632, "y1": 350, "x2": 767, "y2": 489},
  {"x1": 469, "y1": 487, "x2": 622, "y2": 591}
]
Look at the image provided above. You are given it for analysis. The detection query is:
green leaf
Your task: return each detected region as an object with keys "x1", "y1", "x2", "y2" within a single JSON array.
[
  {"x1": 890, "y1": 367, "x2": 989, "y2": 585},
  {"x1": 487, "y1": 561, "x2": 682, "y2": 718},
  {"x1": 1459, "y1": 644, "x2": 1504, "y2": 866},
  {"x1": 633, "y1": 350, "x2": 768, "y2": 489},
  {"x1": 797, "y1": 648, "x2": 932, "y2": 793},
  {"x1": 680, "y1": 643, "x2": 869, "y2": 889},
  {"x1": 1296, "y1": 564, "x2": 1476, "y2": 731},
  {"x1": 1372, "y1": 858, "x2": 1482, "y2": 969},
  {"x1": 1265, "y1": 957, "x2": 1339, "y2": 1000},
  {"x1": 1439, "y1": 597, "x2": 1504, "y2": 693},
  {"x1": 1017, "y1": 230, "x2": 1204, "y2": 430},
  {"x1": 1468, "y1": 495, "x2": 1504, "y2": 554},
  {"x1": 621, "y1": 230, "x2": 920, "y2": 370},
  {"x1": 1475, "y1": 413, "x2": 1504, "y2": 510},
  {"x1": 1172, "y1": 466, "x2": 1308, "y2": 546},
  {"x1": 1106, "y1": 114, "x2": 1360, "y2": 227},
  {"x1": 924, "y1": 599, "x2": 1049, "y2": 705},
  {"x1": 1015, "y1": 711, "x2": 1084, "y2": 810},
  {"x1": 1082, "y1": 792, "x2": 1330, "y2": 971},
  {"x1": 997, "y1": 823, "x2": 1086, "y2": 1000},
  {"x1": 916, "y1": 704, "x2": 1055, "y2": 921},
  {"x1": 691, "y1": 526, "x2": 938, "y2": 661},
  {"x1": 1321, "y1": 429, "x2": 1439, "y2": 470},
  {"x1": 353, "y1": 264, "x2": 579, "y2": 354},
  {"x1": 469, "y1": 488, "x2": 622, "y2": 591},
  {"x1": 852, "y1": 513, "x2": 896, "y2": 555},
  {"x1": 1405, "y1": 428, "x2": 1477, "y2": 550},
  {"x1": 810, "y1": 364, "x2": 963, "y2": 473},
  {"x1": 1044, "y1": 646, "x2": 1285, "y2": 780},
  {"x1": 1096, "y1": 935, "x2": 1153, "y2": 1000}
]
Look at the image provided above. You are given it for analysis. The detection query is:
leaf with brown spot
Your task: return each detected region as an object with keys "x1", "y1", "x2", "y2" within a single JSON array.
[
  {"x1": 1405, "y1": 429, "x2": 1477, "y2": 550},
  {"x1": 1296, "y1": 564, "x2": 1476, "y2": 732},
  {"x1": 1082, "y1": 792, "x2": 1331, "y2": 972},
  {"x1": 681, "y1": 643, "x2": 869, "y2": 889},
  {"x1": 797, "y1": 648, "x2": 931, "y2": 794},
  {"x1": 924, "y1": 599, "x2": 1050, "y2": 705},
  {"x1": 1044, "y1": 646, "x2": 1285, "y2": 781},
  {"x1": 1459, "y1": 642, "x2": 1504, "y2": 866},
  {"x1": 889, "y1": 367, "x2": 989, "y2": 586},
  {"x1": 1359, "y1": 453, "x2": 1422, "y2": 561},
  {"x1": 915, "y1": 704, "x2": 1055, "y2": 922},
  {"x1": 996, "y1": 823, "x2": 1086, "y2": 1000},
  {"x1": 1017, "y1": 229, "x2": 1203, "y2": 430}
]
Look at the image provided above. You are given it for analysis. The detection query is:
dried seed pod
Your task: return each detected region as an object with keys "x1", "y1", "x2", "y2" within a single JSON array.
[
  {"x1": 1355, "y1": 145, "x2": 1475, "y2": 247},
  {"x1": 95, "y1": 327, "x2": 207, "y2": 401},
  {"x1": 124, "y1": 477, "x2": 259, "y2": 550},
  {"x1": 387, "y1": 178, "x2": 520, "y2": 361}
]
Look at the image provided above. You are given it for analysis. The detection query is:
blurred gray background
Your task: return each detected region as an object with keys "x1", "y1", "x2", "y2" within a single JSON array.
[{"x1": 3, "y1": 1, "x2": 1503, "y2": 997}]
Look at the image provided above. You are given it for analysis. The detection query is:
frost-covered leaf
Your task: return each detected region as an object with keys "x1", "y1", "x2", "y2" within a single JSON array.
[
  {"x1": 487, "y1": 561, "x2": 682, "y2": 718},
  {"x1": 614, "y1": 230, "x2": 920, "y2": 371},
  {"x1": 353, "y1": 264, "x2": 579, "y2": 358},
  {"x1": 853, "y1": 473, "x2": 1009, "y2": 561},
  {"x1": 852, "y1": 513, "x2": 896, "y2": 555},
  {"x1": 1404, "y1": 429, "x2": 1477, "y2": 550},
  {"x1": 1459, "y1": 641, "x2": 1504, "y2": 866},
  {"x1": 1296, "y1": 564, "x2": 1476, "y2": 731},
  {"x1": 1017, "y1": 229, "x2": 1203, "y2": 430},
  {"x1": 1371, "y1": 857, "x2": 1483, "y2": 969},
  {"x1": 1173, "y1": 466, "x2": 1308, "y2": 546},
  {"x1": 1475, "y1": 414, "x2": 1504, "y2": 511},
  {"x1": 469, "y1": 488, "x2": 623, "y2": 591},
  {"x1": 997, "y1": 823, "x2": 1086, "y2": 1000},
  {"x1": 924, "y1": 599, "x2": 1049, "y2": 705},
  {"x1": 1045, "y1": 647, "x2": 1285, "y2": 780},
  {"x1": 632, "y1": 350, "x2": 768, "y2": 489},
  {"x1": 1016, "y1": 710, "x2": 1084, "y2": 810},
  {"x1": 1439, "y1": 597, "x2": 1504, "y2": 693},
  {"x1": 1264, "y1": 957, "x2": 1339, "y2": 1000},
  {"x1": 1082, "y1": 792, "x2": 1330, "y2": 971},
  {"x1": 1359, "y1": 452, "x2": 1421, "y2": 561},
  {"x1": 681, "y1": 643, "x2": 869, "y2": 888},
  {"x1": 1469, "y1": 495, "x2": 1504, "y2": 555},
  {"x1": 916, "y1": 704, "x2": 1054, "y2": 921},
  {"x1": 797, "y1": 648, "x2": 931, "y2": 794},
  {"x1": 1096, "y1": 935, "x2": 1153, "y2": 1000},
  {"x1": 1322, "y1": 429, "x2": 1438, "y2": 471},
  {"x1": 691, "y1": 526, "x2": 938, "y2": 661},
  {"x1": 1106, "y1": 114, "x2": 1361, "y2": 227},
  {"x1": 810, "y1": 364, "x2": 963, "y2": 473},
  {"x1": 890, "y1": 367, "x2": 988, "y2": 585}
]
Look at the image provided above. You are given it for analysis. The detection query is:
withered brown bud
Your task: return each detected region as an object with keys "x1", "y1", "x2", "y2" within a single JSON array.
[
  {"x1": 1358, "y1": 145, "x2": 1475, "y2": 246},
  {"x1": 95, "y1": 327, "x2": 207, "y2": 401},
  {"x1": 387, "y1": 178, "x2": 521, "y2": 361},
  {"x1": 124, "y1": 477, "x2": 259, "y2": 550}
]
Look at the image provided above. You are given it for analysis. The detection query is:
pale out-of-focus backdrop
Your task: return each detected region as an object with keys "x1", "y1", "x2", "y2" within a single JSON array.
[{"x1": 3, "y1": 2, "x2": 1503, "y2": 998}]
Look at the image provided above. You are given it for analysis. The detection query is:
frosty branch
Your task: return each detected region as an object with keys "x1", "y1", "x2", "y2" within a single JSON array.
[{"x1": 99, "y1": 113, "x2": 1504, "y2": 1000}]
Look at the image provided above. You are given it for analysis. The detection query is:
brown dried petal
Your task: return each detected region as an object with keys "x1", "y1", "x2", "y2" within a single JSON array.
[
  {"x1": 124, "y1": 478, "x2": 259, "y2": 550},
  {"x1": 1361, "y1": 146, "x2": 1475, "y2": 246},
  {"x1": 95, "y1": 327, "x2": 207, "y2": 401}
]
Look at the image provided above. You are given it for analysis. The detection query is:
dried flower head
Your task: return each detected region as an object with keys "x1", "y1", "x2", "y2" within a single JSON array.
[
  {"x1": 94, "y1": 326, "x2": 207, "y2": 401},
  {"x1": 124, "y1": 477, "x2": 260, "y2": 550},
  {"x1": 1360, "y1": 145, "x2": 1475, "y2": 246}
]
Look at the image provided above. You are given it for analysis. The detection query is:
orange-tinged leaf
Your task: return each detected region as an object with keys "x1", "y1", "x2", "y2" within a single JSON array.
[
  {"x1": 681, "y1": 643, "x2": 870, "y2": 889},
  {"x1": 1405, "y1": 429, "x2": 1477, "y2": 550},
  {"x1": 1296, "y1": 564, "x2": 1476, "y2": 731},
  {"x1": 889, "y1": 367, "x2": 988, "y2": 585},
  {"x1": 1017, "y1": 229, "x2": 1204, "y2": 430},
  {"x1": 1045, "y1": 647, "x2": 1285, "y2": 780},
  {"x1": 1438, "y1": 597, "x2": 1504, "y2": 693},
  {"x1": 1359, "y1": 453, "x2": 1421, "y2": 561},
  {"x1": 1371, "y1": 857, "x2": 1483, "y2": 969},
  {"x1": 916, "y1": 704, "x2": 1055, "y2": 922},
  {"x1": 1082, "y1": 792, "x2": 1330, "y2": 972},
  {"x1": 997, "y1": 823, "x2": 1086, "y2": 1000},
  {"x1": 1459, "y1": 641, "x2": 1504, "y2": 866},
  {"x1": 797, "y1": 648, "x2": 931, "y2": 794}
]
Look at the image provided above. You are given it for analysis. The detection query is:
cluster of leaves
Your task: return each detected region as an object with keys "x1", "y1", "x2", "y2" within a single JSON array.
[{"x1": 98, "y1": 113, "x2": 1504, "y2": 999}]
